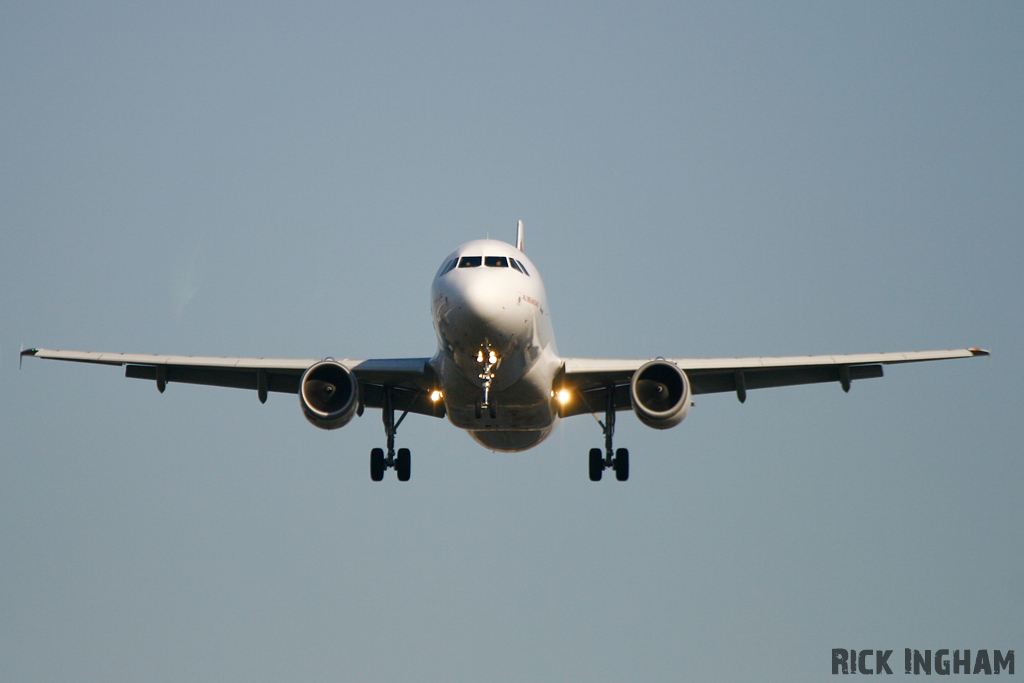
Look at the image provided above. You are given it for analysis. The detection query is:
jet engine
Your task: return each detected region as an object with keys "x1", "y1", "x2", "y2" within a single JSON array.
[
  {"x1": 630, "y1": 360, "x2": 691, "y2": 429},
  {"x1": 299, "y1": 360, "x2": 360, "y2": 430}
]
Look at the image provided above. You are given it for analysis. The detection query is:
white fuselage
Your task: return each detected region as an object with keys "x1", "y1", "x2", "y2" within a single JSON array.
[{"x1": 429, "y1": 239, "x2": 561, "y2": 451}]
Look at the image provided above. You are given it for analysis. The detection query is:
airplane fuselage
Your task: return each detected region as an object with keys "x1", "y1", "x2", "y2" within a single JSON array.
[{"x1": 429, "y1": 239, "x2": 561, "y2": 451}]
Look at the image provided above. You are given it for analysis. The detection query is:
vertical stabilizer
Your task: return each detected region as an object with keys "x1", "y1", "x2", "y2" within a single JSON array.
[{"x1": 516, "y1": 220, "x2": 524, "y2": 252}]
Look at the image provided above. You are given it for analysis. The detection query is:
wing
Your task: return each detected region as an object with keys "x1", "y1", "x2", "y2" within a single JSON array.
[
  {"x1": 20, "y1": 348, "x2": 443, "y2": 417},
  {"x1": 558, "y1": 348, "x2": 989, "y2": 417}
]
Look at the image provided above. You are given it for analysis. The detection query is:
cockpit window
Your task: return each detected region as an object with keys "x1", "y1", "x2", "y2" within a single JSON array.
[
  {"x1": 514, "y1": 259, "x2": 530, "y2": 276},
  {"x1": 458, "y1": 256, "x2": 482, "y2": 268},
  {"x1": 508, "y1": 258, "x2": 523, "y2": 273},
  {"x1": 484, "y1": 256, "x2": 508, "y2": 268},
  {"x1": 440, "y1": 258, "x2": 458, "y2": 276}
]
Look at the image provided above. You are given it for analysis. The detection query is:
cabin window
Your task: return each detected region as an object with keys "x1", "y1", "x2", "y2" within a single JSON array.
[
  {"x1": 484, "y1": 256, "x2": 508, "y2": 267},
  {"x1": 458, "y1": 256, "x2": 482, "y2": 268}
]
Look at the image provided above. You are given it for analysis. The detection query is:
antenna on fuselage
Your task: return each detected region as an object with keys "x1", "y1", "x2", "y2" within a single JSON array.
[{"x1": 516, "y1": 220, "x2": 524, "y2": 252}]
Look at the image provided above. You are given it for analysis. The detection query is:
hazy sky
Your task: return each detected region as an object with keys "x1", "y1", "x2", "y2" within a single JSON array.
[{"x1": 2, "y1": 3, "x2": 1021, "y2": 681}]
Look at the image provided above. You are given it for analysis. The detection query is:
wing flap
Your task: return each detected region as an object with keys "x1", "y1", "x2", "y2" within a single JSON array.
[
  {"x1": 688, "y1": 363, "x2": 883, "y2": 395},
  {"x1": 125, "y1": 364, "x2": 302, "y2": 393}
]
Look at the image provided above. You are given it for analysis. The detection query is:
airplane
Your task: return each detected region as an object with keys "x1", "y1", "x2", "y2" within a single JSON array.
[{"x1": 21, "y1": 221, "x2": 988, "y2": 482}]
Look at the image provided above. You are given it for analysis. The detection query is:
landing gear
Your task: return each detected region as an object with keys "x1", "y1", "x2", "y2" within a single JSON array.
[
  {"x1": 370, "y1": 447, "x2": 385, "y2": 481},
  {"x1": 588, "y1": 385, "x2": 629, "y2": 482},
  {"x1": 396, "y1": 448, "x2": 411, "y2": 482},
  {"x1": 589, "y1": 448, "x2": 603, "y2": 481},
  {"x1": 370, "y1": 387, "x2": 412, "y2": 482},
  {"x1": 475, "y1": 399, "x2": 497, "y2": 420},
  {"x1": 614, "y1": 448, "x2": 629, "y2": 481},
  {"x1": 476, "y1": 341, "x2": 499, "y2": 419}
]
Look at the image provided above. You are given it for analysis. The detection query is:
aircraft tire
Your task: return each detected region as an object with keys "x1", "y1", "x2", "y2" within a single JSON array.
[
  {"x1": 589, "y1": 448, "x2": 603, "y2": 482},
  {"x1": 614, "y1": 448, "x2": 629, "y2": 481},
  {"x1": 396, "y1": 448, "x2": 411, "y2": 481},
  {"x1": 370, "y1": 448, "x2": 385, "y2": 481}
]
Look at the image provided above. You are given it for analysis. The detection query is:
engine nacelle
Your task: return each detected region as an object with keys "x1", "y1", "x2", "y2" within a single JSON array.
[
  {"x1": 299, "y1": 360, "x2": 360, "y2": 430},
  {"x1": 630, "y1": 360, "x2": 691, "y2": 429}
]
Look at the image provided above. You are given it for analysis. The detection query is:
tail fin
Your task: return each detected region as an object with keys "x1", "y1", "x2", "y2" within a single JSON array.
[{"x1": 516, "y1": 220, "x2": 524, "y2": 252}]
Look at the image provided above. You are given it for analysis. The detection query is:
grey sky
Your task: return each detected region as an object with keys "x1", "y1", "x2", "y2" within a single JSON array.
[{"x1": 2, "y1": 3, "x2": 1021, "y2": 681}]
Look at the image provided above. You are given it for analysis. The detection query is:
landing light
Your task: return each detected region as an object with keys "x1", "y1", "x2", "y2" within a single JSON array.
[
  {"x1": 488, "y1": 351, "x2": 497, "y2": 364},
  {"x1": 430, "y1": 390, "x2": 443, "y2": 402},
  {"x1": 557, "y1": 390, "x2": 571, "y2": 404}
]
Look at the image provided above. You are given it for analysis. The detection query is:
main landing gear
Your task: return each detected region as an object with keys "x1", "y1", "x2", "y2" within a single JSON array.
[
  {"x1": 589, "y1": 385, "x2": 628, "y2": 482},
  {"x1": 371, "y1": 387, "x2": 412, "y2": 482}
]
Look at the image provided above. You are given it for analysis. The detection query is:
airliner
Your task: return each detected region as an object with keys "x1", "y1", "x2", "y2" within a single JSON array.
[{"x1": 21, "y1": 222, "x2": 988, "y2": 482}]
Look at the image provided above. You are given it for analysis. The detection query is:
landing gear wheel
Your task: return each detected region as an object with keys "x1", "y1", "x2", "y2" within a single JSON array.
[
  {"x1": 370, "y1": 448, "x2": 385, "y2": 482},
  {"x1": 614, "y1": 448, "x2": 629, "y2": 481},
  {"x1": 589, "y1": 448, "x2": 603, "y2": 482},
  {"x1": 396, "y1": 448, "x2": 411, "y2": 481}
]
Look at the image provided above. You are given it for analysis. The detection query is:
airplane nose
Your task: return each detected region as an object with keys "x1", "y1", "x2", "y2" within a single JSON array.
[{"x1": 458, "y1": 284, "x2": 506, "y2": 322}]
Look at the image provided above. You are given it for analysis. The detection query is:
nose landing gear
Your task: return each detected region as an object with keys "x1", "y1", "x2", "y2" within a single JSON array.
[
  {"x1": 589, "y1": 385, "x2": 629, "y2": 482},
  {"x1": 476, "y1": 342, "x2": 499, "y2": 420}
]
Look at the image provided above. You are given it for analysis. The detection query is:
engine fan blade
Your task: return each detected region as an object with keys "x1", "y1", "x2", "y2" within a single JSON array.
[{"x1": 635, "y1": 378, "x2": 675, "y2": 412}]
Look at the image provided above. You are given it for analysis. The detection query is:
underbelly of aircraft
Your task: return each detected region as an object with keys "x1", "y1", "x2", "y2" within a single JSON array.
[
  {"x1": 447, "y1": 400, "x2": 555, "y2": 430},
  {"x1": 468, "y1": 426, "x2": 554, "y2": 452}
]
